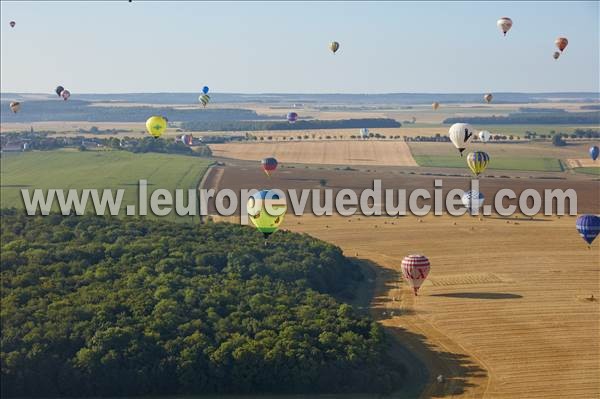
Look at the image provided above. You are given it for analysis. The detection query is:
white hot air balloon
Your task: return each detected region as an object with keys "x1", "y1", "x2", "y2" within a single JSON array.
[
  {"x1": 497, "y1": 17, "x2": 513, "y2": 36},
  {"x1": 448, "y1": 123, "x2": 475, "y2": 156},
  {"x1": 360, "y1": 128, "x2": 369, "y2": 139},
  {"x1": 479, "y1": 130, "x2": 491, "y2": 143},
  {"x1": 462, "y1": 190, "x2": 485, "y2": 212}
]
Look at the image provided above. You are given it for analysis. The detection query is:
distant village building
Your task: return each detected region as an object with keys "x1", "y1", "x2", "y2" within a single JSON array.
[{"x1": 0, "y1": 142, "x2": 27, "y2": 152}]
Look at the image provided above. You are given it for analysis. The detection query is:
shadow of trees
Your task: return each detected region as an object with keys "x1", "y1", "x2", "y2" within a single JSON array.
[{"x1": 353, "y1": 258, "x2": 487, "y2": 398}]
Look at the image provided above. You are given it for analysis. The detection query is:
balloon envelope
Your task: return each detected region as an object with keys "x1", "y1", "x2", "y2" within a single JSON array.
[
  {"x1": 329, "y1": 41, "x2": 339, "y2": 54},
  {"x1": 467, "y1": 151, "x2": 490, "y2": 176},
  {"x1": 432, "y1": 102, "x2": 440, "y2": 110},
  {"x1": 555, "y1": 37, "x2": 568, "y2": 52},
  {"x1": 576, "y1": 214, "x2": 600, "y2": 245},
  {"x1": 247, "y1": 190, "x2": 287, "y2": 238},
  {"x1": 484, "y1": 93, "x2": 493, "y2": 103},
  {"x1": 10, "y1": 21, "x2": 16, "y2": 28},
  {"x1": 261, "y1": 157, "x2": 278, "y2": 176},
  {"x1": 199, "y1": 94, "x2": 210, "y2": 107},
  {"x1": 181, "y1": 134, "x2": 193, "y2": 146},
  {"x1": 287, "y1": 112, "x2": 298, "y2": 124},
  {"x1": 462, "y1": 190, "x2": 485, "y2": 211},
  {"x1": 145, "y1": 116, "x2": 167, "y2": 138},
  {"x1": 401, "y1": 254, "x2": 430, "y2": 296},
  {"x1": 553, "y1": 51, "x2": 560, "y2": 60},
  {"x1": 497, "y1": 17, "x2": 512, "y2": 36},
  {"x1": 55, "y1": 86, "x2": 64, "y2": 97},
  {"x1": 360, "y1": 128, "x2": 369, "y2": 138},
  {"x1": 449, "y1": 123, "x2": 475, "y2": 155},
  {"x1": 479, "y1": 130, "x2": 491, "y2": 142},
  {"x1": 60, "y1": 90, "x2": 70, "y2": 101},
  {"x1": 9, "y1": 102, "x2": 21, "y2": 114},
  {"x1": 589, "y1": 146, "x2": 599, "y2": 161},
  {"x1": 202, "y1": 86, "x2": 209, "y2": 94}
]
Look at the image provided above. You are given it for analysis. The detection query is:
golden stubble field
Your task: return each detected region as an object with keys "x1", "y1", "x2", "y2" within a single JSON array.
[
  {"x1": 281, "y1": 213, "x2": 600, "y2": 398},
  {"x1": 209, "y1": 140, "x2": 418, "y2": 166}
]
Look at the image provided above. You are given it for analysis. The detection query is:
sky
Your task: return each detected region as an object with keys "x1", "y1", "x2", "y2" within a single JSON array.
[{"x1": 1, "y1": 1, "x2": 598, "y2": 94}]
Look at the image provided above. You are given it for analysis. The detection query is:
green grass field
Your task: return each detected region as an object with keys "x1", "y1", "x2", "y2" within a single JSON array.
[
  {"x1": 574, "y1": 167, "x2": 600, "y2": 175},
  {"x1": 412, "y1": 154, "x2": 563, "y2": 172},
  {"x1": 0, "y1": 150, "x2": 211, "y2": 222}
]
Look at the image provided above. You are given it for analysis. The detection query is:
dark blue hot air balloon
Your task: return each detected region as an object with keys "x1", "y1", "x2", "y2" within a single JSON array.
[
  {"x1": 202, "y1": 86, "x2": 209, "y2": 95},
  {"x1": 590, "y1": 145, "x2": 599, "y2": 161},
  {"x1": 576, "y1": 214, "x2": 600, "y2": 245}
]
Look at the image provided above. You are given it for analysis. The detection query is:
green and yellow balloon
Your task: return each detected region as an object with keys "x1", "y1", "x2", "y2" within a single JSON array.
[
  {"x1": 247, "y1": 190, "x2": 286, "y2": 238},
  {"x1": 145, "y1": 115, "x2": 167, "y2": 138},
  {"x1": 466, "y1": 151, "x2": 490, "y2": 176}
]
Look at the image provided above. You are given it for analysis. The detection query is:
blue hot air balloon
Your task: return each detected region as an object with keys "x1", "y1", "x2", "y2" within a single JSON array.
[
  {"x1": 202, "y1": 86, "x2": 209, "y2": 95},
  {"x1": 576, "y1": 214, "x2": 600, "y2": 245},
  {"x1": 590, "y1": 145, "x2": 599, "y2": 161}
]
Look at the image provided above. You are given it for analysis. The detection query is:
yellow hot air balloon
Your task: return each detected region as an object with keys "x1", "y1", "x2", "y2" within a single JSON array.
[
  {"x1": 145, "y1": 116, "x2": 167, "y2": 138},
  {"x1": 467, "y1": 151, "x2": 490, "y2": 176},
  {"x1": 9, "y1": 101, "x2": 21, "y2": 114},
  {"x1": 432, "y1": 102, "x2": 440, "y2": 110},
  {"x1": 247, "y1": 190, "x2": 286, "y2": 238},
  {"x1": 329, "y1": 41, "x2": 340, "y2": 54}
]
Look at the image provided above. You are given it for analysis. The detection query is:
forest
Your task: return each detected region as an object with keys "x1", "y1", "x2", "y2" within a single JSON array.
[{"x1": 0, "y1": 210, "x2": 405, "y2": 397}]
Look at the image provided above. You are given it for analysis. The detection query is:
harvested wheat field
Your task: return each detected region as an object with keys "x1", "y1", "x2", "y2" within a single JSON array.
[
  {"x1": 209, "y1": 140, "x2": 418, "y2": 166},
  {"x1": 566, "y1": 158, "x2": 600, "y2": 168},
  {"x1": 282, "y1": 214, "x2": 600, "y2": 398}
]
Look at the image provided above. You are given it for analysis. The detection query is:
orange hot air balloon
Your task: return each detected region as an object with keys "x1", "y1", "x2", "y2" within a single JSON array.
[{"x1": 555, "y1": 37, "x2": 568, "y2": 52}]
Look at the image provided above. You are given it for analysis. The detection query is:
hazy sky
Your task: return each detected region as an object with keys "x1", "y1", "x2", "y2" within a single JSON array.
[{"x1": 1, "y1": 1, "x2": 598, "y2": 93}]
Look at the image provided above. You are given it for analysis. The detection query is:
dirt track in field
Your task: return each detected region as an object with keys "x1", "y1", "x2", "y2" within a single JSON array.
[{"x1": 209, "y1": 140, "x2": 419, "y2": 167}]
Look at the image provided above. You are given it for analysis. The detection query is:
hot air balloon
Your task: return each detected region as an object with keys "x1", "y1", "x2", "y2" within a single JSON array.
[
  {"x1": 247, "y1": 189, "x2": 287, "y2": 238},
  {"x1": 432, "y1": 102, "x2": 440, "y2": 111},
  {"x1": 60, "y1": 89, "x2": 70, "y2": 101},
  {"x1": 497, "y1": 17, "x2": 513, "y2": 36},
  {"x1": 287, "y1": 112, "x2": 298, "y2": 124},
  {"x1": 449, "y1": 123, "x2": 475, "y2": 156},
  {"x1": 590, "y1": 145, "x2": 599, "y2": 161},
  {"x1": 555, "y1": 37, "x2": 568, "y2": 52},
  {"x1": 202, "y1": 86, "x2": 209, "y2": 94},
  {"x1": 9, "y1": 102, "x2": 21, "y2": 114},
  {"x1": 329, "y1": 41, "x2": 340, "y2": 54},
  {"x1": 462, "y1": 190, "x2": 485, "y2": 211},
  {"x1": 401, "y1": 254, "x2": 430, "y2": 296},
  {"x1": 575, "y1": 214, "x2": 600, "y2": 245},
  {"x1": 145, "y1": 116, "x2": 167, "y2": 138},
  {"x1": 261, "y1": 157, "x2": 278, "y2": 177},
  {"x1": 55, "y1": 86, "x2": 64, "y2": 97},
  {"x1": 484, "y1": 93, "x2": 493, "y2": 104},
  {"x1": 467, "y1": 151, "x2": 490, "y2": 176},
  {"x1": 181, "y1": 134, "x2": 193, "y2": 146},
  {"x1": 479, "y1": 130, "x2": 491, "y2": 143},
  {"x1": 199, "y1": 94, "x2": 210, "y2": 107},
  {"x1": 360, "y1": 128, "x2": 369, "y2": 139},
  {"x1": 553, "y1": 51, "x2": 561, "y2": 60},
  {"x1": 9, "y1": 21, "x2": 16, "y2": 28}
]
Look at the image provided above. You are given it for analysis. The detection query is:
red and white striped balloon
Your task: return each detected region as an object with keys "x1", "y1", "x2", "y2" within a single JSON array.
[{"x1": 401, "y1": 254, "x2": 430, "y2": 296}]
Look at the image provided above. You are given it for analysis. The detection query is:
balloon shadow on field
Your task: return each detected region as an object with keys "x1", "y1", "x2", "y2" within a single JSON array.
[
  {"x1": 351, "y1": 258, "x2": 487, "y2": 398},
  {"x1": 430, "y1": 292, "x2": 523, "y2": 300}
]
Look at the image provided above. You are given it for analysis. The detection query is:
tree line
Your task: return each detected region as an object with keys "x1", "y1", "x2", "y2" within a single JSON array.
[
  {"x1": 0, "y1": 132, "x2": 212, "y2": 157},
  {"x1": 0, "y1": 211, "x2": 405, "y2": 397},
  {"x1": 181, "y1": 118, "x2": 401, "y2": 132},
  {"x1": 443, "y1": 110, "x2": 600, "y2": 125}
]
